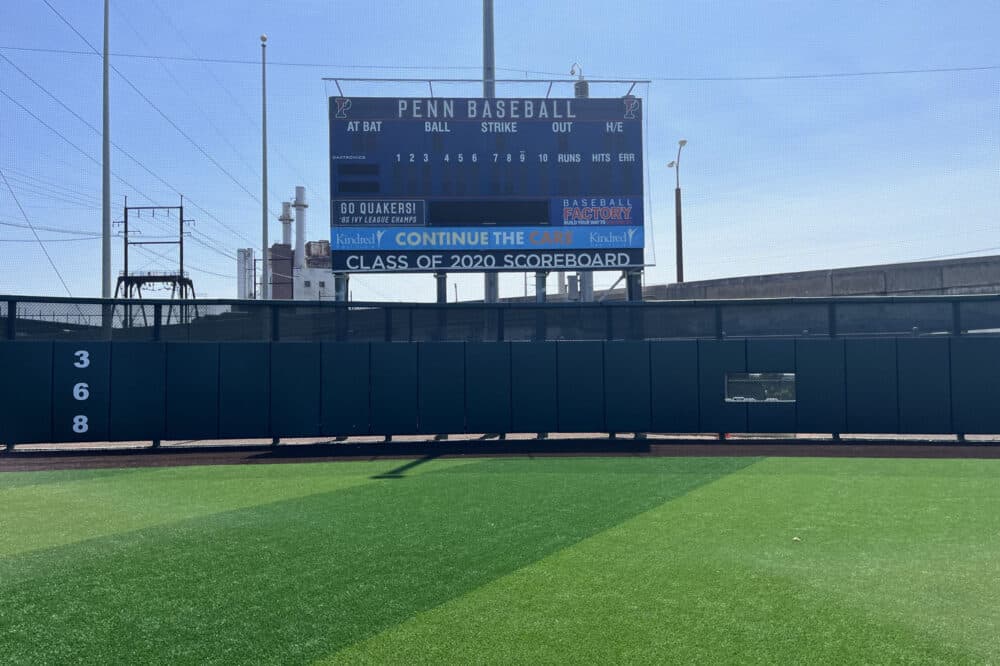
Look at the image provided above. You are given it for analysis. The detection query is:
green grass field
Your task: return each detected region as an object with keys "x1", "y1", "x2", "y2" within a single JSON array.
[{"x1": 2, "y1": 455, "x2": 999, "y2": 664}]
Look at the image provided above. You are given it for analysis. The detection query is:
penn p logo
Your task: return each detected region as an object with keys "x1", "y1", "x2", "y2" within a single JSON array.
[
  {"x1": 623, "y1": 95, "x2": 639, "y2": 120},
  {"x1": 334, "y1": 97, "x2": 353, "y2": 119}
]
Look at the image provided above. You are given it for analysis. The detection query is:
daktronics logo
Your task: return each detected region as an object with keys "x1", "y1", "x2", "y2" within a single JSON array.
[
  {"x1": 562, "y1": 198, "x2": 633, "y2": 225},
  {"x1": 589, "y1": 227, "x2": 639, "y2": 247},
  {"x1": 335, "y1": 229, "x2": 385, "y2": 248}
]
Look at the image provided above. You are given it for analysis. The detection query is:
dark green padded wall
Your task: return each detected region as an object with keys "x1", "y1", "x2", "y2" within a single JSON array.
[
  {"x1": 795, "y1": 339, "x2": 846, "y2": 433},
  {"x1": 845, "y1": 338, "x2": 898, "y2": 433},
  {"x1": 698, "y1": 339, "x2": 747, "y2": 433},
  {"x1": 465, "y1": 343, "x2": 511, "y2": 434},
  {"x1": 371, "y1": 343, "x2": 418, "y2": 434},
  {"x1": 109, "y1": 342, "x2": 165, "y2": 441},
  {"x1": 321, "y1": 342, "x2": 370, "y2": 436},
  {"x1": 219, "y1": 342, "x2": 270, "y2": 438},
  {"x1": 604, "y1": 342, "x2": 651, "y2": 433},
  {"x1": 418, "y1": 343, "x2": 465, "y2": 434},
  {"x1": 511, "y1": 342, "x2": 557, "y2": 433},
  {"x1": 650, "y1": 340, "x2": 699, "y2": 433},
  {"x1": 557, "y1": 342, "x2": 605, "y2": 433},
  {"x1": 746, "y1": 339, "x2": 796, "y2": 433},
  {"x1": 897, "y1": 338, "x2": 952, "y2": 434},
  {"x1": 165, "y1": 342, "x2": 219, "y2": 440},
  {"x1": 951, "y1": 336, "x2": 1000, "y2": 434},
  {"x1": 271, "y1": 343, "x2": 321, "y2": 437},
  {"x1": 0, "y1": 342, "x2": 52, "y2": 444}
]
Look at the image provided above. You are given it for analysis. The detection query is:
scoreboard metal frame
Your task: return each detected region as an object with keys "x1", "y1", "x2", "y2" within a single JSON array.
[{"x1": 328, "y1": 89, "x2": 646, "y2": 274}]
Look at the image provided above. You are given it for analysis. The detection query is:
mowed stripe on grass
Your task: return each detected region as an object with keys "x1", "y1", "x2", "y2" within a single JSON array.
[
  {"x1": 0, "y1": 459, "x2": 478, "y2": 556},
  {"x1": 329, "y1": 458, "x2": 1000, "y2": 665},
  {"x1": 0, "y1": 457, "x2": 754, "y2": 664}
]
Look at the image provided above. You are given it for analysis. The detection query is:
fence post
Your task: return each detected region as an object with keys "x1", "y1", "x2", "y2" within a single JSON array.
[
  {"x1": 271, "y1": 304, "x2": 281, "y2": 342},
  {"x1": 714, "y1": 305, "x2": 723, "y2": 339},
  {"x1": 5, "y1": 299, "x2": 15, "y2": 340},
  {"x1": 497, "y1": 306, "x2": 505, "y2": 342},
  {"x1": 605, "y1": 306, "x2": 613, "y2": 341},
  {"x1": 384, "y1": 307, "x2": 392, "y2": 342},
  {"x1": 153, "y1": 304, "x2": 162, "y2": 341},
  {"x1": 828, "y1": 302, "x2": 838, "y2": 337},
  {"x1": 951, "y1": 301, "x2": 962, "y2": 335}
]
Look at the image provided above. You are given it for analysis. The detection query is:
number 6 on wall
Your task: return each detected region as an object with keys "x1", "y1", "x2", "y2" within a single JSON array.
[{"x1": 73, "y1": 382, "x2": 90, "y2": 401}]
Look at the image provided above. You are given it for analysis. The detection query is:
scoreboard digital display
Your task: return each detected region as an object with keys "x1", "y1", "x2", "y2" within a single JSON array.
[{"x1": 329, "y1": 96, "x2": 644, "y2": 272}]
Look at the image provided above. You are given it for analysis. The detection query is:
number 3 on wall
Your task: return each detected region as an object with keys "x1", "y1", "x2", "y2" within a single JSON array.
[{"x1": 74, "y1": 350, "x2": 90, "y2": 368}]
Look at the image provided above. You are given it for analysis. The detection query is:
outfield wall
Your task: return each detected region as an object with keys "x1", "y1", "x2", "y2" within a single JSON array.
[{"x1": 2, "y1": 337, "x2": 998, "y2": 446}]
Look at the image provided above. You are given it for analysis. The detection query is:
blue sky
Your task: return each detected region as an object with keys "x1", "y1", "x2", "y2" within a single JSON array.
[{"x1": 1, "y1": 1, "x2": 998, "y2": 300}]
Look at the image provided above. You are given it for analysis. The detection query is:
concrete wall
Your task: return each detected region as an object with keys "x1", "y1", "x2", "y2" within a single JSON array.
[{"x1": 655, "y1": 255, "x2": 1000, "y2": 301}]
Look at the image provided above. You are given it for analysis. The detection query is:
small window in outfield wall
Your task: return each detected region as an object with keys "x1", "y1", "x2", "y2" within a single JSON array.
[{"x1": 725, "y1": 372, "x2": 796, "y2": 403}]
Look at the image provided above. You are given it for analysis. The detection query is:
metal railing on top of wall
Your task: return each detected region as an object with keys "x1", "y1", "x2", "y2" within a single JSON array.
[{"x1": 3, "y1": 293, "x2": 1000, "y2": 343}]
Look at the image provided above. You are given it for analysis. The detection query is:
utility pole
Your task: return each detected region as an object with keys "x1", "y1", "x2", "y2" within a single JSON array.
[
  {"x1": 482, "y1": 0, "x2": 499, "y2": 304},
  {"x1": 260, "y1": 34, "x2": 270, "y2": 299},
  {"x1": 102, "y1": 0, "x2": 111, "y2": 298}
]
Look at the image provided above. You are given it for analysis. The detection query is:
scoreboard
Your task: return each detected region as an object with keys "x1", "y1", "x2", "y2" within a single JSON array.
[{"x1": 329, "y1": 96, "x2": 644, "y2": 273}]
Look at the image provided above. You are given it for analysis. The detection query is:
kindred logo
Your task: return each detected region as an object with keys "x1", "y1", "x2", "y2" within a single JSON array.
[
  {"x1": 623, "y1": 95, "x2": 639, "y2": 120},
  {"x1": 335, "y1": 229, "x2": 385, "y2": 247},
  {"x1": 334, "y1": 97, "x2": 353, "y2": 118},
  {"x1": 589, "y1": 227, "x2": 639, "y2": 246}
]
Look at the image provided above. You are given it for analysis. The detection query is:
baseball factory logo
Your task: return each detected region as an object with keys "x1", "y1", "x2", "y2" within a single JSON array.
[
  {"x1": 623, "y1": 95, "x2": 640, "y2": 120},
  {"x1": 334, "y1": 97, "x2": 353, "y2": 118},
  {"x1": 561, "y1": 198, "x2": 634, "y2": 224}
]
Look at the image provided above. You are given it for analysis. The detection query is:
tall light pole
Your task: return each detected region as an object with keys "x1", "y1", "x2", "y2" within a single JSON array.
[
  {"x1": 667, "y1": 139, "x2": 687, "y2": 283},
  {"x1": 260, "y1": 34, "x2": 269, "y2": 299},
  {"x1": 102, "y1": 0, "x2": 110, "y2": 298},
  {"x1": 482, "y1": 0, "x2": 498, "y2": 303}
]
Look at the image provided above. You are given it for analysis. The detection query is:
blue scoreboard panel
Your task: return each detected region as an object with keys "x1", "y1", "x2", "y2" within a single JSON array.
[{"x1": 329, "y1": 96, "x2": 644, "y2": 272}]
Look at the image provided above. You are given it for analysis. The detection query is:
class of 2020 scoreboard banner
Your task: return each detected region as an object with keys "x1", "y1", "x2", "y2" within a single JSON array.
[{"x1": 329, "y1": 96, "x2": 644, "y2": 273}]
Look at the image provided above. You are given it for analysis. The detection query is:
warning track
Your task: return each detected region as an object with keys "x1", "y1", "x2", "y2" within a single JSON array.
[{"x1": 3, "y1": 438, "x2": 999, "y2": 472}]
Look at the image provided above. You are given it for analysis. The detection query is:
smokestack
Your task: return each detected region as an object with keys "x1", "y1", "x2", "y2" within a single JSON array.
[
  {"x1": 293, "y1": 186, "x2": 307, "y2": 270},
  {"x1": 279, "y1": 202, "x2": 292, "y2": 246}
]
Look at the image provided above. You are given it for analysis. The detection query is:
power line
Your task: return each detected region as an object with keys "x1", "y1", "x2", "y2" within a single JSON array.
[
  {"x1": 144, "y1": 0, "x2": 321, "y2": 195},
  {"x1": 39, "y1": 0, "x2": 278, "y2": 224},
  {"x1": 0, "y1": 236, "x2": 100, "y2": 242},
  {"x1": 0, "y1": 219, "x2": 104, "y2": 235},
  {"x1": 2, "y1": 44, "x2": 998, "y2": 80},
  {"x1": 0, "y1": 49, "x2": 255, "y2": 250},
  {"x1": 0, "y1": 168, "x2": 74, "y2": 296},
  {"x1": 0, "y1": 87, "x2": 159, "y2": 205}
]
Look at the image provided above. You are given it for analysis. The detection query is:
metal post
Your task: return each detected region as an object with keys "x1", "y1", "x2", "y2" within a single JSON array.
[
  {"x1": 102, "y1": 0, "x2": 111, "y2": 299},
  {"x1": 626, "y1": 270, "x2": 643, "y2": 302},
  {"x1": 669, "y1": 139, "x2": 687, "y2": 283},
  {"x1": 153, "y1": 303, "x2": 162, "y2": 341},
  {"x1": 5, "y1": 300, "x2": 15, "y2": 340},
  {"x1": 260, "y1": 35, "x2": 269, "y2": 300},
  {"x1": 535, "y1": 271, "x2": 547, "y2": 303},
  {"x1": 435, "y1": 272, "x2": 447, "y2": 304},
  {"x1": 178, "y1": 198, "x2": 185, "y2": 280},
  {"x1": 334, "y1": 273, "x2": 349, "y2": 302},
  {"x1": 674, "y1": 187, "x2": 684, "y2": 283},
  {"x1": 482, "y1": 0, "x2": 499, "y2": 304}
]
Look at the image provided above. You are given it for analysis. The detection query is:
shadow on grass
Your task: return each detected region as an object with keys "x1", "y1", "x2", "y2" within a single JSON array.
[{"x1": 370, "y1": 454, "x2": 440, "y2": 479}]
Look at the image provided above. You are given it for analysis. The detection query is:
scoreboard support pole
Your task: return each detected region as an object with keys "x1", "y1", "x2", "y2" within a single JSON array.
[
  {"x1": 626, "y1": 270, "x2": 644, "y2": 302},
  {"x1": 435, "y1": 273, "x2": 448, "y2": 304},
  {"x1": 334, "y1": 273, "x2": 349, "y2": 302},
  {"x1": 535, "y1": 271, "x2": 548, "y2": 304}
]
